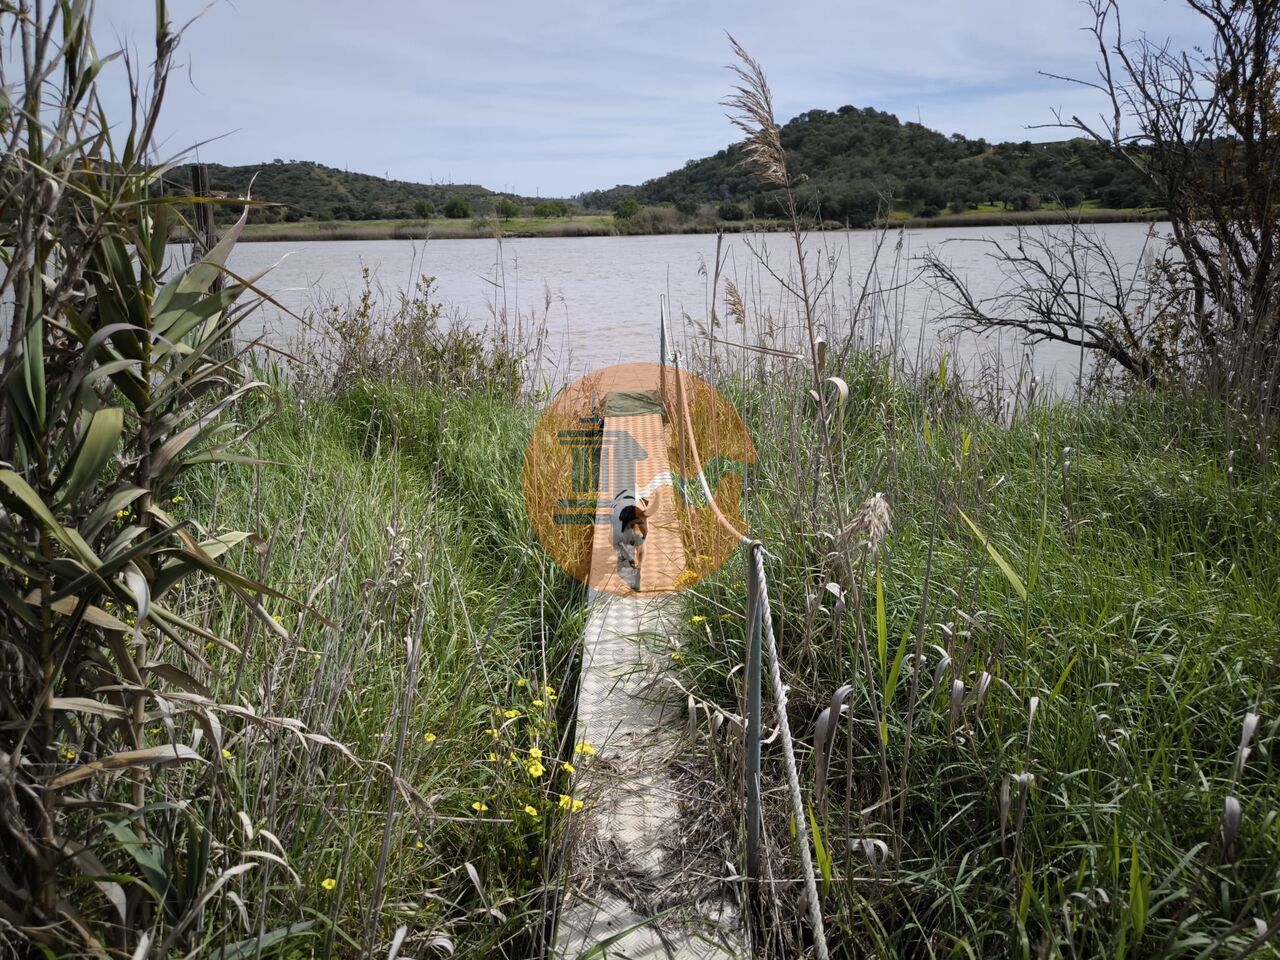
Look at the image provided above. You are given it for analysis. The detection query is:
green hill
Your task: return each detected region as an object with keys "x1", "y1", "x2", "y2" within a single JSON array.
[
  {"x1": 162, "y1": 160, "x2": 546, "y2": 224},
  {"x1": 581, "y1": 106, "x2": 1156, "y2": 223},
  {"x1": 168, "y1": 106, "x2": 1157, "y2": 232}
]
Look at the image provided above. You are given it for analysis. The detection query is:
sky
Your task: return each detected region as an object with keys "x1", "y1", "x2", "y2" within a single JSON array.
[{"x1": 95, "y1": 0, "x2": 1208, "y2": 198}]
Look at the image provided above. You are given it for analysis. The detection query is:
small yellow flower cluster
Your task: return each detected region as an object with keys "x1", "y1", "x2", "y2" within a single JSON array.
[
  {"x1": 670, "y1": 651, "x2": 684, "y2": 663},
  {"x1": 690, "y1": 615, "x2": 707, "y2": 625},
  {"x1": 674, "y1": 569, "x2": 699, "y2": 590},
  {"x1": 57, "y1": 745, "x2": 76, "y2": 762},
  {"x1": 479, "y1": 694, "x2": 582, "y2": 829},
  {"x1": 423, "y1": 731, "x2": 437, "y2": 744},
  {"x1": 320, "y1": 877, "x2": 337, "y2": 891}
]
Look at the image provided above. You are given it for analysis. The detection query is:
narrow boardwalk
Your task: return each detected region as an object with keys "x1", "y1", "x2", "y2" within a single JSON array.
[{"x1": 556, "y1": 413, "x2": 745, "y2": 959}]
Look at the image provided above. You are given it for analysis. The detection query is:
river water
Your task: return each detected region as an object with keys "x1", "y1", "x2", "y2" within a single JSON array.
[{"x1": 225, "y1": 222, "x2": 1165, "y2": 391}]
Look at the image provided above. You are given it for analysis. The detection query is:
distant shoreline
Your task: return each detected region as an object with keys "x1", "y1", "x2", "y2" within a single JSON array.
[{"x1": 231, "y1": 207, "x2": 1164, "y2": 243}]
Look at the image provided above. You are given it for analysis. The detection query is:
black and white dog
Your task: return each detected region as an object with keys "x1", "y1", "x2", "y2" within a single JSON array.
[{"x1": 609, "y1": 488, "x2": 658, "y2": 575}]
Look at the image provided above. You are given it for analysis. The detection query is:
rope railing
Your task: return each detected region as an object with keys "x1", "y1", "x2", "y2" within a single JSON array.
[{"x1": 659, "y1": 305, "x2": 830, "y2": 960}]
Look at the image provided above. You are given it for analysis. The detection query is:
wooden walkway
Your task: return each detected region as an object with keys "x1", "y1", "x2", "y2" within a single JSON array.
[{"x1": 555, "y1": 414, "x2": 745, "y2": 959}]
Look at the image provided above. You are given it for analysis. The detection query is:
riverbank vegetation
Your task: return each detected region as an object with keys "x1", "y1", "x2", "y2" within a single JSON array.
[
  {"x1": 232, "y1": 203, "x2": 1159, "y2": 243},
  {"x1": 677, "y1": 355, "x2": 1279, "y2": 956}
]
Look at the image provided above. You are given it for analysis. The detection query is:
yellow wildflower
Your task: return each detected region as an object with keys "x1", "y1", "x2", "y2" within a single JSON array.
[
  {"x1": 531, "y1": 699, "x2": 545, "y2": 709},
  {"x1": 549, "y1": 693, "x2": 558, "y2": 702},
  {"x1": 574, "y1": 742, "x2": 597, "y2": 757},
  {"x1": 562, "y1": 761, "x2": 575, "y2": 775},
  {"x1": 503, "y1": 709, "x2": 521, "y2": 720},
  {"x1": 172, "y1": 495, "x2": 185, "y2": 504},
  {"x1": 670, "y1": 651, "x2": 684, "y2": 663},
  {"x1": 558, "y1": 794, "x2": 585, "y2": 813},
  {"x1": 526, "y1": 760, "x2": 545, "y2": 778},
  {"x1": 486, "y1": 728, "x2": 500, "y2": 739},
  {"x1": 690, "y1": 616, "x2": 707, "y2": 625},
  {"x1": 423, "y1": 732, "x2": 437, "y2": 743},
  {"x1": 487, "y1": 752, "x2": 500, "y2": 762},
  {"x1": 115, "y1": 508, "x2": 129, "y2": 520},
  {"x1": 415, "y1": 840, "x2": 424, "y2": 850},
  {"x1": 694, "y1": 554, "x2": 712, "y2": 566},
  {"x1": 543, "y1": 685, "x2": 556, "y2": 695},
  {"x1": 674, "y1": 569, "x2": 698, "y2": 590},
  {"x1": 471, "y1": 801, "x2": 489, "y2": 813},
  {"x1": 524, "y1": 804, "x2": 539, "y2": 818},
  {"x1": 516, "y1": 678, "x2": 528, "y2": 687},
  {"x1": 221, "y1": 748, "x2": 233, "y2": 759},
  {"x1": 57, "y1": 745, "x2": 76, "y2": 762},
  {"x1": 320, "y1": 877, "x2": 337, "y2": 891},
  {"x1": 528, "y1": 746, "x2": 542, "y2": 759}
]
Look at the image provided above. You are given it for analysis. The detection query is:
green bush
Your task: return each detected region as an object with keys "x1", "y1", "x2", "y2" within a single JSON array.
[
  {"x1": 534, "y1": 199, "x2": 569, "y2": 217},
  {"x1": 718, "y1": 201, "x2": 745, "y2": 221},
  {"x1": 444, "y1": 196, "x2": 472, "y2": 219}
]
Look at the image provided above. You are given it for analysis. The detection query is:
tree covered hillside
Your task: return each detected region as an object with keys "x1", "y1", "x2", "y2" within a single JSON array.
[
  {"x1": 584, "y1": 106, "x2": 1158, "y2": 223},
  {"x1": 162, "y1": 160, "x2": 539, "y2": 223}
]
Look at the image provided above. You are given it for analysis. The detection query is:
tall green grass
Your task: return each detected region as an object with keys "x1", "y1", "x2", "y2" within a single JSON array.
[
  {"x1": 170, "y1": 376, "x2": 585, "y2": 958},
  {"x1": 678, "y1": 357, "x2": 1280, "y2": 957}
]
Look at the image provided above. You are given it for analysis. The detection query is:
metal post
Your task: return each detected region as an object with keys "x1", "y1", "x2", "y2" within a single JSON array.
[
  {"x1": 659, "y1": 303, "x2": 670, "y2": 426},
  {"x1": 744, "y1": 541, "x2": 763, "y2": 885},
  {"x1": 659, "y1": 302, "x2": 667, "y2": 368}
]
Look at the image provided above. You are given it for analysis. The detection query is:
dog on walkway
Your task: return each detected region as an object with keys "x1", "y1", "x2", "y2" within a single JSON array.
[{"x1": 610, "y1": 489, "x2": 660, "y2": 578}]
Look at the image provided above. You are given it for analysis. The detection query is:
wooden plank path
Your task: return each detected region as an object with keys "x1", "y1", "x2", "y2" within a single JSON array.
[{"x1": 555, "y1": 413, "x2": 746, "y2": 959}]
